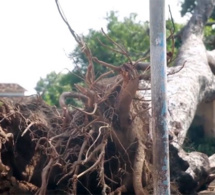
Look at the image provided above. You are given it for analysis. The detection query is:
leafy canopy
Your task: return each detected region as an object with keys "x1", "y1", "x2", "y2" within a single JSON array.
[{"x1": 35, "y1": 11, "x2": 182, "y2": 106}]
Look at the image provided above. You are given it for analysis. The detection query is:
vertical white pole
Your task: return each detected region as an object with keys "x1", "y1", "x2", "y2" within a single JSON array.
[{"x1": 150, "y1": 0, "x2": 170, "y2": 194}]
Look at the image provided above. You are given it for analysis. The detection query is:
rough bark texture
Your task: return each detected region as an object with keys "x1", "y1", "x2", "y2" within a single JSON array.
[
  {"x1": 136, "y1": 0, "x2": 215, "y2": 193},
  {"x1": 142, "y1": 0, "x2": 215, "y2": 193},
  {"x1": 167, "y1": 0, "x2": 215, "y2": 146}
]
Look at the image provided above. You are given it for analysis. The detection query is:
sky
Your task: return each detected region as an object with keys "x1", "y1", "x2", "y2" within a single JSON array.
[{"x1": 0, "y1": 0, "x2": 188, "y2": 95}]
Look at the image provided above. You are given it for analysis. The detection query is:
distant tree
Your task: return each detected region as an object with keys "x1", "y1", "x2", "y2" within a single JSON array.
[
  {"x1": 35, "y1": 72, "x2": 71, "y2": 107},
  {"x1": 35, "y1": 11, "x2": 182, "y2": 106},
  {"x1": 71, "y1": 12, "x2": 150, "y2": 72}
]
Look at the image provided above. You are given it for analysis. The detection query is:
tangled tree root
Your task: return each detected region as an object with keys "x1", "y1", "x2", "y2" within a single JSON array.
[{"x1": 0, "y1": 71, "x2": 152, "y2": 194}]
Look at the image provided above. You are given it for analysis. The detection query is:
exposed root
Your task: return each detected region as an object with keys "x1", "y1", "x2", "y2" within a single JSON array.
[
  {"x1": 133, "y1": 141, "x2": 147, "y2": 195},
  {"x1": 59, "y1": 92, "x2": 88, "y2": 108},
  {"x1": 92, "y1": 57, "x2": 121, "y2": 72},
  {"x1": 36, "y1": 157, "x2": 56, "y2": 195},
  {"x1": 0, "y1": 2, "x2": 153, "y2": 194}
]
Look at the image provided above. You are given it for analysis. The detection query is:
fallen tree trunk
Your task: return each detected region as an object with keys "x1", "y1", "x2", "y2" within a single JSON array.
[
  {"x1": 139, "y1": 0, "x2": 215, "y2": 193},
  {"x1": 166, "y1": 0, "x2": 215, "y2": 147}
]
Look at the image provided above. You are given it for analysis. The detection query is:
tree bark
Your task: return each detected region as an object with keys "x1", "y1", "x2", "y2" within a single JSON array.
[
  {"x1": 167, "y1": 0, "x2": 215, "y2": 146},
  {"x1": 139, "y1": 0, "x2": 215, "y2": 193}
]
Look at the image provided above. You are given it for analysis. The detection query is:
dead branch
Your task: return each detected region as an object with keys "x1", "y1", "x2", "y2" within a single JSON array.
[
  {"x1": 167, "y1": 60, "x2": 187, "y2": 76},
  {"x1": 135, "y1": 62, "x2": 150, "y2": 71},
  {"x1": 92, "y1": 57, "x2": 120, "y2": 72},
  {"x1": 77, "y1": 140, "x2": 107, "y2": 179},
  {"x1": 55, "y1": 0, "x2": 81, "y2": 44},
  {"x1": 36, "y1": 157, "x2": 56, "y2": 195},
  {"x1": 70, "y1": 103, "x2": 98, "y2": 115},
  {"x1": 55, "y1": 0, "x2": 96, "y2": 88},
  {"x1": 92, "y1": 70, "x2": 114, "y2": 85},
  {"x1": 21, "y1": 122, "x2": 45, "y2": 137},
  {"x1": 74, "y1": 84, "x2": 96, "y2": 109},
  {"x1": 101, "y1": 28, "x2": 133, "y2": 64},
  {"x1": 59, "y1": 91, "x2": 88, "y2": 108},
  {"x1": 85, "y1": 123, "x2": 109, "y2": 160}
]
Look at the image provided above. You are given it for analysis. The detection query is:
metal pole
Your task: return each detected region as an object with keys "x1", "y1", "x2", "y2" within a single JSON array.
[{"x1": 149, "y1": 0, "x2": 170, "y2": 194}]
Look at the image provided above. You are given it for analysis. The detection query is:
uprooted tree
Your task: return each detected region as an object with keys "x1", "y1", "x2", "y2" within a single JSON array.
[{"x1": 1, "y1": 0, "x2": 215, "y2": 194}]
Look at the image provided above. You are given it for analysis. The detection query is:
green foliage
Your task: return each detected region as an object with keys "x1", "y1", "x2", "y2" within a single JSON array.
[
  {"x1": 35, "y1": 11, "x2": 182, "y2": 106},
  {"x1": 71, "y1": 11, "x2": 150, "y2": 76},
  {"x1": 204, "y1": 18, "x2": 215, "y2": 50},
  {"x1": 35, "y1": 71, "x2": 72, "y2": 107},
  {"x1": 36, "y1": 12, "x2": 152, "y2": 106}
]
